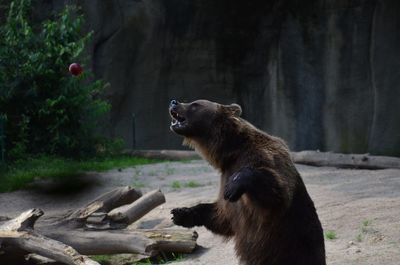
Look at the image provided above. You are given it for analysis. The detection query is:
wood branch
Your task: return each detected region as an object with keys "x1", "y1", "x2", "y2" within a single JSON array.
[
  {"x1": 0, "y1": 216, "x2": 11, "y2": 222},
  {"x1": 3, "y1": 231, "x2": 99, "y2": 265},
  {"x1": 291, "y1": 150, "x2": 400, "y2": 169},
  {"x1": 1, "y1": 208, "x2": 43, "y2": 231},
  {"x1": 0, "y1": 209, "x2": 99, "y2": 265},
  {"x1": 39, "y1": 228, "x2": 197, "y2": 256},
  {"x1": 26, "y1": 254, "x2": 59, "y2": 264},
  {"x1": 41, "y1": 229, "x2": 157, "y2": 256},
  {"x1": 1, "y1": 188, "x2": 198, "y2": 263},
  {"x1": 143, "y1": 229, "x2": 198, "y2": 253},
  {"x1": 36, "y1": 188, "x2": 193, "y2": 257},
  {"x1": 108, "y1": 189, "x2": 166, "y2": 225},
  {"x1": 69, "y1": 186, "x2": 142, "y2": 220},
  {"x1": 57, "y1": 188, "x2": 165, "y2": 230}
]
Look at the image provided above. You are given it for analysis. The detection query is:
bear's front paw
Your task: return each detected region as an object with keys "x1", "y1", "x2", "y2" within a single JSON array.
[
  {"x1": 171, "y1": 207, "x2": 196, "y2": 228},
  {"x1": 224, "y1": 172, "x2": 245, "y2": 202}
]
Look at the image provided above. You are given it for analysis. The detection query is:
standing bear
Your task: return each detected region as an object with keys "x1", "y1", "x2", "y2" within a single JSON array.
[{"x1": 169, "y1": 99, "x2": 325, "y2": 265}]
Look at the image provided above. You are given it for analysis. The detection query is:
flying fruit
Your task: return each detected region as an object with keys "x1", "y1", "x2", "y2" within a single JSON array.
[{"x1": 69, "y1": 63, "x2": 83, "y2": 76}]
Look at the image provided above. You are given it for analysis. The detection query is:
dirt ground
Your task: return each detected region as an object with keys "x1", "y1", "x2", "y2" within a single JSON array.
[{"x1": 1, "y1": 160, "x2": 399, "y2": 265}]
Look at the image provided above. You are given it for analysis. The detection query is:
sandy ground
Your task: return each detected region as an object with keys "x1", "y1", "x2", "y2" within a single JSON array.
[{"x1": 1, "y1": 160, "x2": 400, "y2": 265}]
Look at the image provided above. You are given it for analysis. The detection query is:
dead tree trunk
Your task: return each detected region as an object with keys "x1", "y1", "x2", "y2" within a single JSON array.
[
  {"x1": 0, "y1": 187, "x2": 198, "y2": 264},
  {"x1": 291, "y1": 150, "x2": 400, "y2": 169},
  {"x1": 129, "y1": 150, "x2": 400, "y2": 169},
  {"x1": 0, "y1": 209, "x2": 99, "y2": 265}
]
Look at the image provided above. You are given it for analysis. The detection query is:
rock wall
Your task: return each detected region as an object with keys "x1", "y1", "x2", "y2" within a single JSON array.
[{"x1": 32, "y1": 0, "x2": 400, "y2": 155}]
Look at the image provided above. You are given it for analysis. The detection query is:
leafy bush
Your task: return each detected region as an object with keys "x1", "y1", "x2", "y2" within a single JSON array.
[{"x1": 0, "y1": 0, "x2": 110, "y2": 160}]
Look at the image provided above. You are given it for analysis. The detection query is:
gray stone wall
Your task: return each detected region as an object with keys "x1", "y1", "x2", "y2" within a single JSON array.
[{"x1": 29, "y1": 0, "x2": 400, "y2": 155}]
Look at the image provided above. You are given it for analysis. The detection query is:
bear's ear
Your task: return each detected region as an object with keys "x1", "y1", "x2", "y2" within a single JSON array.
[{"x1": 224, "y1": 103, "x2": 242, "y2": 117}]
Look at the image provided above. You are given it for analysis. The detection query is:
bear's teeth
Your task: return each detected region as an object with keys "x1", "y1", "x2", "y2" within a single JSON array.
[{"x1": 171, "y1": 119, "x2": 178, "y2": 126}]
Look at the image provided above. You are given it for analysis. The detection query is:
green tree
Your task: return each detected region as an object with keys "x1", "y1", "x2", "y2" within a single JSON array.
[{"x1": 0, "y1": 0, "x2": 110, "y2": 159}]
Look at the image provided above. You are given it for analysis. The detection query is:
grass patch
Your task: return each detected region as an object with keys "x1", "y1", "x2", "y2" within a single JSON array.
[
  {"x1": 362, "y1": 219, "x2": 371, "y2": 228},
  {"x1": 90, "y1": 252, "x2": 185, "y2": 265},
  {"x1": 134, "y1": 260, "x2": 152, "y2": 265},
  {"x1": 184, "y1": 180, "x2": 202, "y2": 188},
  {"x1": 324, "y1": 230, "x2": 337, "y2": 240},
  {"x1": 165, "y1": 165, "x2": 176, "y2": 175},
  {"x1": 361, "y1": 219, "x2": 372, "y2": 234},
  {"x1": 171, "y1": 180, "x2": 202, "y2": 189},
  {"x1": 357, "y1": 219, "x2": 372, "y2": 242},
  {"x1": 171, "y1": 181, "x2": 182, "y2": 189},
  {"x1": 132, "y1": 180, "x2": 146, "y2": 189},
  {"x1": 0, "y1": 155, "x2": 161, "y2": 192},
  {"x1": 154, "y1": 252, "x2": 185, "y2": 264},
  {"x1": 170, "y1": 252, "x2": 185, "y2": 262},
  {"x1": 90, "y1": 255, "x2": 112, "y2": 263},
  {"x1": 179, "y1": 159, "x2": 194, "y2": 164}
]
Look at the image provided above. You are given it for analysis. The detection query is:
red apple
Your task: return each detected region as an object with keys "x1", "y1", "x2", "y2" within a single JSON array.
[{"x1": 69, "y1": 63, "x2": 83, "y2": 76}]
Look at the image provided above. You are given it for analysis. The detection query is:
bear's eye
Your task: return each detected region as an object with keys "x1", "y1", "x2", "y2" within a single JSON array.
[{"x1": 190, "y1": 103, "x2": 200, "y2": 111}]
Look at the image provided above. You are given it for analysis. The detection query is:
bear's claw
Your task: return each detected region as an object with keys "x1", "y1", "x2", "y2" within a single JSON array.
[{"x1": 171, "y1": 207, "x2": 196, "y2": 228}]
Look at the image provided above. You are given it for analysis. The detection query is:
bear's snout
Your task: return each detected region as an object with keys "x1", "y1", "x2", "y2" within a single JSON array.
[{"x1": 170, "y1": 99, "x2": 179, "y2": 108}]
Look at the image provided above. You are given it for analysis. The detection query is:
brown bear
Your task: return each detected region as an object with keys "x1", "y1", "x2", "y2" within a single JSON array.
[{"x1": 168, "y1": 99, "x2": 326, "y2": 265}]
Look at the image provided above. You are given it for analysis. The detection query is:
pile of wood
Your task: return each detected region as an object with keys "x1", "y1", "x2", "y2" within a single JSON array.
[{"x1": 0, "y1": 187, "x2": 198, "y2": 265}]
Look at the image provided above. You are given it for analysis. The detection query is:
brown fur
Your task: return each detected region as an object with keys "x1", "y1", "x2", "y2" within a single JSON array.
[{"x1": 169, "y1": 100, "x2": 325, "y2": 265}]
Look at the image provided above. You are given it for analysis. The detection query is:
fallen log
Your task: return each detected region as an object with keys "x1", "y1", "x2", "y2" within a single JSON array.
[
  {"x1": 143, "y1": 229, "x2": 198, "y2": 253},
  {"x1": 42, "y1": 229, "x2": 156, "y2": 256},
  {"x1": 69, "y1": 186, "x2": 143, "y2": 220},
  {"x1": 291, "y1": 150, "x2": 400, "y2": 169},
  {"x1": 0, "y1": 209, "x2": 99, "y2": 265},
  {"x1": 108, "y1": 189, "x2": 166, "y2": 224},
  {"x1": 128, "y1": 149, "x2": 400, "y2": 169},
  {"x1": 41, "y1": 229, "x2": 197, "y2": 256},
  {"x1": 0, "y1": 187, "x2": 198, "y2": 265}
]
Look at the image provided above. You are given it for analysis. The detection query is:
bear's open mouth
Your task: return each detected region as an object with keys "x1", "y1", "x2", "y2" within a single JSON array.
[{"x1": 170, "y1": 109, "x2": 186, "y2": 127}]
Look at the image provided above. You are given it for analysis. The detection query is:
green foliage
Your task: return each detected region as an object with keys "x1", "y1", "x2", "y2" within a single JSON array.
[
  {"x1": 170, "y1": 252, "x2": 185, "y2": 262},
  {"x1": 0, "y1": 155, "x2": 161, "y2": 192},
  {"x1": 0, "y1": 0, "x2": 110, "y2": 160},
  {"x1": 95, "y1": 138, "x2": 125, "y2": 157},
  {"x1": 357, "y1": 219, "x2": 372, "y2": 242},
  {"x1": 149, "y1": 252, "x2": 185, "y2": 264},
  {"x1": 132, "y1": 180, "x2": 146, "y2": 188},
  {"x1": 164, "y1": 163, "x2": 176, "y2": 175},
  {"x1": 90, "y1": 255, "x2": 112, "y2": 264},
  {"x1": 133, "y1": 259, "x2": 152, "y2": 265},
  {"x1": 171, "y1": 180, "x2": 202, "y2": 189},
  {"x1": 90, "y1": 253, "x2": 185, "y2": 265},
  {"x1": 0, "y1": 114, "x2": 7, "y2": 164},
  {"x1": 324, "y1": 230, "x2": 337, "y2": 240},
  {"x1": 356, "y1": 233, "x2": 363, "y2": 242},
  {"x1": 171, "y1": 180, "x2": 182, "y2": 189},
  {"x1": 184, "y1": 180, "x2": 202, "y2": 188},
  {"x1": 362, "y1": 219, "x2": 371, "y2": 227}
]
